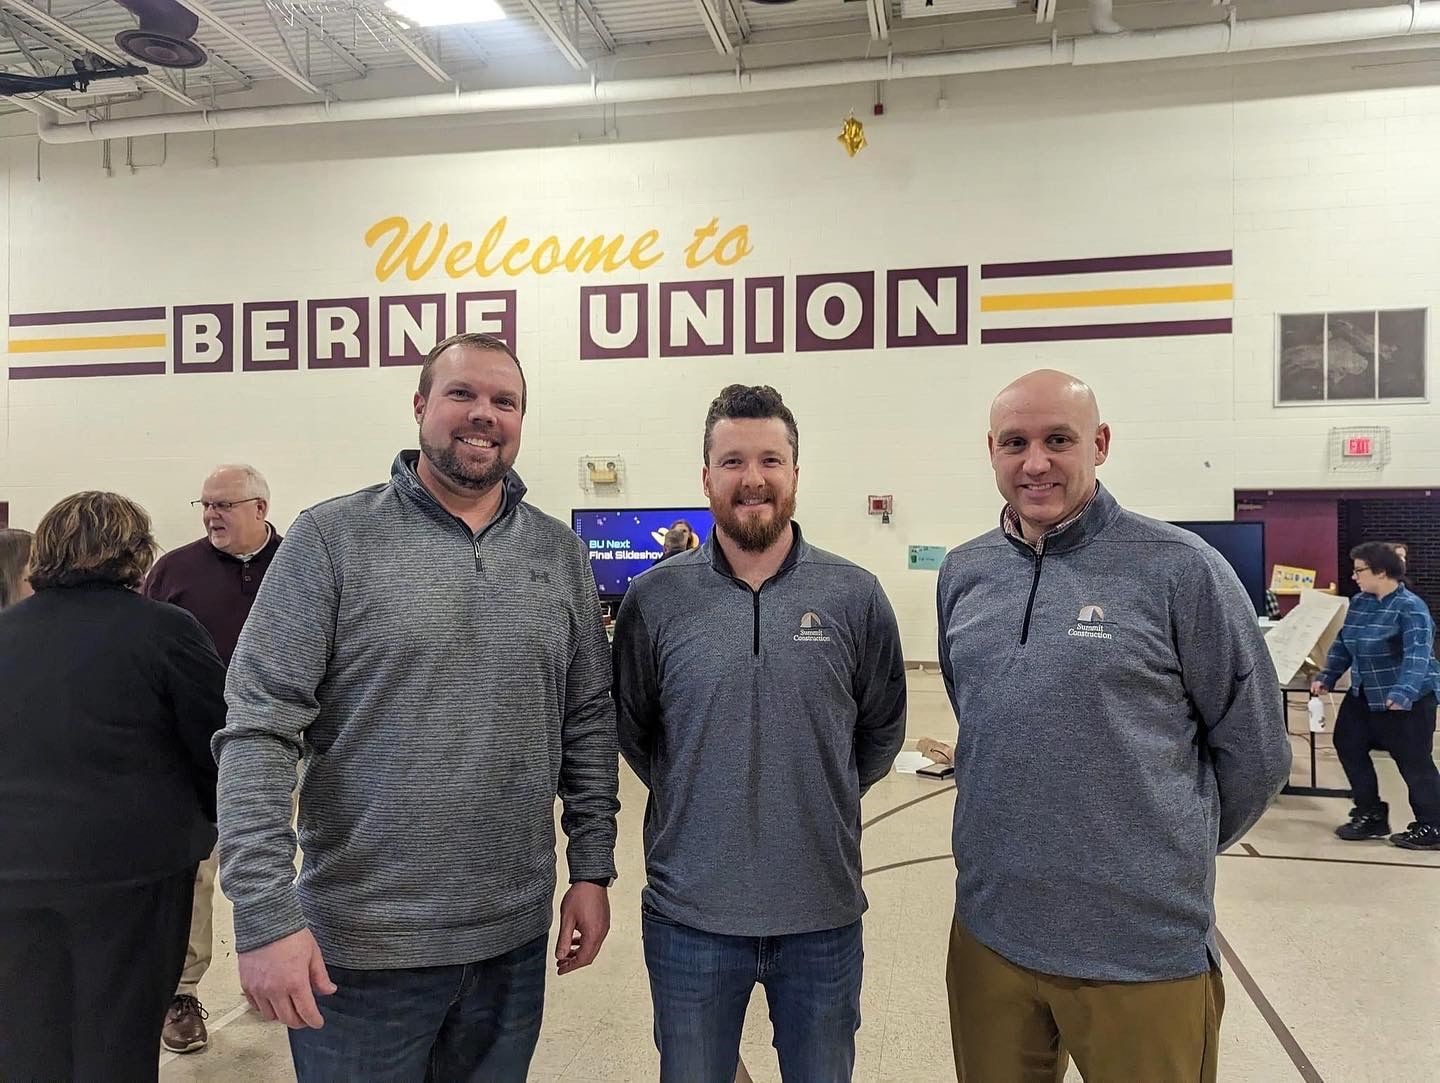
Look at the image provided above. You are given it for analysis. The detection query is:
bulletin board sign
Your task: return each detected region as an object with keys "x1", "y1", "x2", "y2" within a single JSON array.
[
  {"x1": 908, "y1": 545, "x2": 947, "y2": 571},
  {"x1": 1269, "y1": 564, "x2": 1317, "y2": 595}
]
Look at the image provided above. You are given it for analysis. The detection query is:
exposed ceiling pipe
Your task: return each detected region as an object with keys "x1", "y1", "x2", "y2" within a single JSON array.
[
  {"x1": 1088, "y1": 0, "x2": 1125, "y2": 36},
  {"x1": 35, "y1": 2, "x2": 1440, "y2": 144}
]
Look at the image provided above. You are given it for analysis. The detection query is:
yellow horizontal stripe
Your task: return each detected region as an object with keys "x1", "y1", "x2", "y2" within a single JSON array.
[
  {"x1": 980, "y1": 283, "x2": 1234, "y2": 313},
  {"x1": 8, "y1": 333, "x2": 167, "y2": 353}
]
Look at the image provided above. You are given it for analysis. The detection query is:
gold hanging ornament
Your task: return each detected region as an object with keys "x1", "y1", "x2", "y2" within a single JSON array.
[{"x1": 837, "y1": 113, "x2": 867, "y2": 158}]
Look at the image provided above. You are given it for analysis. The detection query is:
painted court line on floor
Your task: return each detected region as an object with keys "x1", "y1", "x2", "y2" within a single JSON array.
[
  {"x1": 861, "y1": 784, "x2": 955, "y2": 830},
  {"x1": 1222, "y1": 848, "x2": 1440, "y2": 871},
  {"x1": 865, "y1": 853, "x2": 953, "y2": 878},
  {"x1": 1215, "y1": 928, "x2": 1325, "y2": 1083}
]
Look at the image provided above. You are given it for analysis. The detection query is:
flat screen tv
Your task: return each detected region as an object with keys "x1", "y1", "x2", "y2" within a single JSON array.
[
  {"x1": 571, "y1": 507, "x2": 714, "y2": 599},
  {"x1": 1170, "y1": 520, "x2": 1267, "y2": 616}
]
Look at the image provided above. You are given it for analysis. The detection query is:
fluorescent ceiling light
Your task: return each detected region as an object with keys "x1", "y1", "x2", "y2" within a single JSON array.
[{"x1": 385, "y1": 0, "x2": 506, "y2": 28}]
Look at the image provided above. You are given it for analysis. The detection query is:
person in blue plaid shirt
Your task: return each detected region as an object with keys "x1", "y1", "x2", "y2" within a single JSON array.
[{"x1": 1312, "y1": 541, "x2": 1440, "y2": 851}]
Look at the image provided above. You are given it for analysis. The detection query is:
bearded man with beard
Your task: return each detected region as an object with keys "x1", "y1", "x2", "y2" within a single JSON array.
[
  {"x1": 214, "y1": 333, "x2": 619, "y2": 1082},
  {"x1": 612, "y1": 384, "x2": 907, "y2": 1083}
]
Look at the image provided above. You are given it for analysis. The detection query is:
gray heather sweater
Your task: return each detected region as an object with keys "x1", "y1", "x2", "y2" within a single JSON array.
[
  {"x1": 214, "y1": 452, "x2": 619, "y2": 968},
  {"x1": 613, "y1": 525, "x2": 907, "y2": 937},
  {"x1": 938, "y1": 485, "x2": 1290, "y2": 982}
]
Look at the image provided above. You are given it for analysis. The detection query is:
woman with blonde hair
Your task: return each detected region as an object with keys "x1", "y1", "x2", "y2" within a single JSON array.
[
  {"x1": 0, "y1": 492, "x2": 228, "y2": 1081},
  {"x1": 0, "y1": 528, "x2": 33, "y2": 608}
]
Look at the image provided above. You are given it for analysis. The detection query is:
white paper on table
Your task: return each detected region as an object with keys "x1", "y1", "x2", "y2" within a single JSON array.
[
  {"x1": 1264, "y1": 590, "x2": 1348, "y2": 685},
  {"x1": 892, "y1": 750, "x2": 931, "y2": 774}
]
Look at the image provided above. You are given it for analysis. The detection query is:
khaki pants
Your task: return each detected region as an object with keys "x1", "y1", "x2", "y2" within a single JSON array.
[
  {"x1": 175, "y1": 849, "x2": 218, "y2": 998},
  {"x1": 946, "y1": 918, "x2": 1224, "y2": 1083}
]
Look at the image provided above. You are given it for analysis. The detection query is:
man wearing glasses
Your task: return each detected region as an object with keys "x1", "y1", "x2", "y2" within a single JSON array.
[{"x1": 143, "y1": 463, "x2": 281, "y2": 1055}]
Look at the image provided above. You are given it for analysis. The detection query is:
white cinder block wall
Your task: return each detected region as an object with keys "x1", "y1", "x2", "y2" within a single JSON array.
[{"x1": 2, "y1": 64, "x2": 1438, "y2": 660}]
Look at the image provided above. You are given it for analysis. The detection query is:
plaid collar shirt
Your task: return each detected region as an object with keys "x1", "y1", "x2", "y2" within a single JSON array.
[{"x1": 1322, "y1": 584, "x2": 1440, "y2": 711}]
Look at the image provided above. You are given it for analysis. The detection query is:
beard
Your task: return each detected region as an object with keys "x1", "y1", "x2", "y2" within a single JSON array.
[
  {"x1": 711, "y1": 485, "x2": 797, "y2": 553},
  {"x1": 419, "y1": 426, "x2": 512, "y2": 493}
]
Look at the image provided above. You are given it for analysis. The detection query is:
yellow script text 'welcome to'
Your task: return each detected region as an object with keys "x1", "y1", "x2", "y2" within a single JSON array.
[{"x1": 365, "y1": 216, "x2": 752, "y2": 282}]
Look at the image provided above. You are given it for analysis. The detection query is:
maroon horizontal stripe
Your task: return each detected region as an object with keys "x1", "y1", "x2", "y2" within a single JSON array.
[
  {"x1": 7, "y1": 361, "x2": 167, "y2": 380},
  {"x1": 981, "y1": 318, "x2": 1233, "y2": 344},
  {"x1": 980, "y1": 251, "x2": 1233, "y2": 280},
  {"x1": 9, "y1": 306, "x2": 167, "y2": 327}
]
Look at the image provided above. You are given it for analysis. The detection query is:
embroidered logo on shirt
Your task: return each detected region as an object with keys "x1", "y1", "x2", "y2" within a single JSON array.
[
  {"x1": 794, "y1": 611, "x2": 832, "y2": 644},
  {"x1": 1068, "y1": 604, "x2": 1114, "y2": 641},
  {"x1": 529, "y1": 570, "x2": 551, "y2": 584}
]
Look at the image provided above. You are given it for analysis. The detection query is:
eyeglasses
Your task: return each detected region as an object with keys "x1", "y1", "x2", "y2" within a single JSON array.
[
  {"x1": 192, "y1": 498, "x2": 262, "y2": 513},
  {"x1": 1352, "y1": 566, "x2": 1372, "y2": 577}
]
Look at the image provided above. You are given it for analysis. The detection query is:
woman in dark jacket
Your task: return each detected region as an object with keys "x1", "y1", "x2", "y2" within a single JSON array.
[{"x1": 0, "y1": 492, "x2": 228, "y2": 1081}]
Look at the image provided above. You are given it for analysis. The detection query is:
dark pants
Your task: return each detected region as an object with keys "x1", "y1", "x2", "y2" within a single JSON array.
[
  {"x1": 287, "y1": 933, "x2": 547, "y2": 1083},
  {"x1": 0, "y1": 869, "x2": 196, "y2": 1082},
  {"x1": 641, "y1": 907, "x2": 863, "y2": 1083},
  {"x1": 1334, "y1": 691, "x2": 1440, "y2": 825}
]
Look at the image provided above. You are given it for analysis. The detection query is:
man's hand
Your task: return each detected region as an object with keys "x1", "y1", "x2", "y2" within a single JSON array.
[
  {"x1": 1310, "y1": 679, "x2": 1327, "y2": 696},
  {"x1": 555, "y1": 881, "x2": 610, "y2": 976},
  {"x1": 1386, "y1": 699, "x2": 1405, "y2": 711},
  {"x1": 239, "y1": 928, "x2": 337, "y2": 1029}
]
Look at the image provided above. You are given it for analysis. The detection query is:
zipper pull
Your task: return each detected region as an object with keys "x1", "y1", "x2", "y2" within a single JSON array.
[{"x1": 474, "y1": 538, "x2": 482, "y2": 572}]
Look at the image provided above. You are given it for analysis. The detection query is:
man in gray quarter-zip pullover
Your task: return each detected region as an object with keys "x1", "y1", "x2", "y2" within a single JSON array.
[
  {"x1": 214, "y1": 333, "x2": 619, "y2": 1083},
  {"x1": 613, "y1": 384, "x2": 907, "y2": 1083},
  {"x1": 938, "y1": 369, "x2": 1290, "y2": 1083}
]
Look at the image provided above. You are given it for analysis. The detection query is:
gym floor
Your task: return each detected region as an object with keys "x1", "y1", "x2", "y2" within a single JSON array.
[{"x1": 160, "y1": 672, "x2": 1440, "y2": 1083}]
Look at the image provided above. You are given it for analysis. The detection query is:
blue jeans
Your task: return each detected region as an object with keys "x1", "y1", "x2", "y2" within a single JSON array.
[
  {"x1": 288, "y1": 934, "x2": 546, "y2": 1083},
  {"x1": 642, "y1": 907, "x2": 863, "y2": 1083}
]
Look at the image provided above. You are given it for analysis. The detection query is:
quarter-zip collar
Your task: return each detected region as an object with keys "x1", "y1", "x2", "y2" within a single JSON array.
[
  {"x1": 704, "y1": 522, "x2": 808, "y2": 584},
  {"x1": 1001, "y1": 483, "x2": 1119, "y2": 558},
  {"x1": 390, "y1": 450, "x2": 527, "y2": 536}
]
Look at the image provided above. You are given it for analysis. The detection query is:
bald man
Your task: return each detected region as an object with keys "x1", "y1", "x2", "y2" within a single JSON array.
[
  {"x1": 144, "y1": 463, "x2": 282, "y2": 1054},
  {"x1": 937, "y1": 371, "x2": 1289, "y2": 1082}
]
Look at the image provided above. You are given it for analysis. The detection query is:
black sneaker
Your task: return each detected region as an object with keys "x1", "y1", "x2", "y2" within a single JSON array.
[
  {"x1": 1390, "y1": 822, "x2": 1440, "y2": 851},
  {"x1": 1335, "y1": 805, "x2": 1390, "y2": 841}
]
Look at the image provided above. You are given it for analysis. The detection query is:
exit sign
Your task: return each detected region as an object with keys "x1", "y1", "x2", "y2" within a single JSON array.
[{"x1": 1344, "y1": 436, "x2": 1374, "y2": 457}]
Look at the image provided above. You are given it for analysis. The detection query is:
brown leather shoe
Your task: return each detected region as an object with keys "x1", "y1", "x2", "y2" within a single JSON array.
[{"x1": 161, "y1": 995, "x2": 209, "y2": 1054}]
